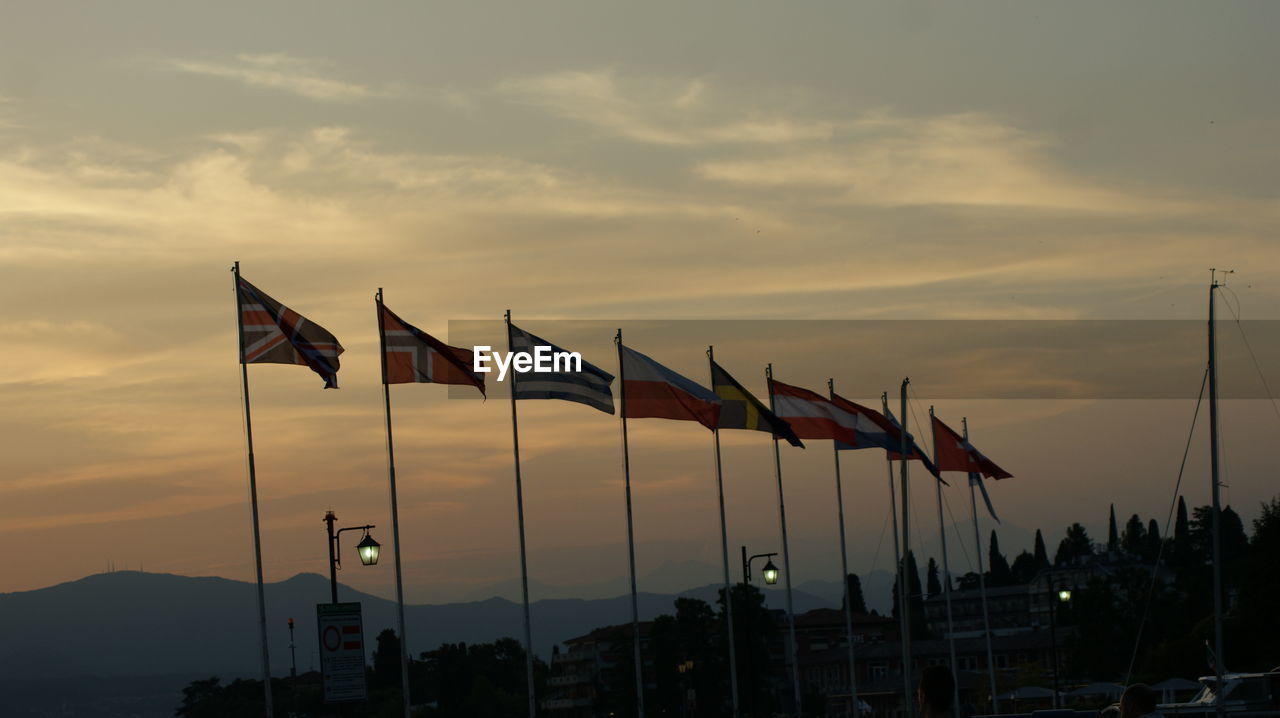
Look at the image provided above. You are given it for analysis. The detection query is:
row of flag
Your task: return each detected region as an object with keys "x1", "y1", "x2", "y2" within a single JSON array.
[{"x1": 237, "y1": 274, "x2": 1013, "y2": 477}]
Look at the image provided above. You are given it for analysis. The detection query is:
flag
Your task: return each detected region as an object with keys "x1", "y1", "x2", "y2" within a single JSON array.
[
  {"x1": 621, "y1": 345, "x2": 721, "y2": 430},
  {"x1": 379, "y1": 303, "x2": 484, "y2": 395},
  {"x1": 237, "y1": 276, "x2": 343, "y2": 388},
  {"x1": 710, "y1": 360, "x2": 803, "y2": 447},
  {"x1": 508, "y1": 323, "x2": 615, "y2": 414},
  {"x1": 970, "y1": 473, "x2": 1002, "y2": 523},
  {"x1": 931, "y1": 414, "x2": 1012, "y2": 479},
  {"x1": 835, "y1": 396, "x2": 945, "y2": 481},
  {"x1": 767, "y1": 378, "x2": 858, "y2": 445}
]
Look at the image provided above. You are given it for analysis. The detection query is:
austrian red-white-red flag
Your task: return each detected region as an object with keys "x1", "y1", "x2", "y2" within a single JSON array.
[
  {"x1": 378, "y1": 302, "x2": 484, "y2": 395},
  {"x1": 237, "y1": 276, "x2": 343, "y2": 388},
  {"x1": 620, "y1": 344, "x2": 721, "y2": 430},
  {"x1": 767, "y1": 378, "x2": 858, "y2": 445},
  {"x1": 931, "y1": 414, "x2": 1012, "y2": 479}
]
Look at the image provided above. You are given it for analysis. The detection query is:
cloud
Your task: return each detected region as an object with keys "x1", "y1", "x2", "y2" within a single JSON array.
[
  {"x1": 695, "y1": 111, "x2": 1200, "y2": 214},
  {"x1": 499, "y1": 69, "x2": 841, "y2": 146},
  {"x1": 161, "y1": 53, "x2": 389, "y2": 102}
]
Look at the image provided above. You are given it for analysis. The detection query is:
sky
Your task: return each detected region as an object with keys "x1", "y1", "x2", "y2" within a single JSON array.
[{"x1": 2, "y1": 1, "x2": 1279, "y2": 607}]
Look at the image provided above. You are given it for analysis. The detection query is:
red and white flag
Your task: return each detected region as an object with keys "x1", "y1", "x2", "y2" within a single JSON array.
[
  {"x1": 621, "y1": 345, "x2": 721, "y2": 430},
  {"x1": 767, "y1": 378, "x2": 858, "y2": 445}
]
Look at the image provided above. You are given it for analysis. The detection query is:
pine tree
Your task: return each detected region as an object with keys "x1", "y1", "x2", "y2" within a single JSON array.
[
  {"x1": 1174, "y1": 496, "x2": 1191, "y2": 567},
  {"x1": 1122, "y1": 513, "x2": 1146, "y2": 556},
  {"x1": 927, "y1": 558, "x2": 942, "y2": 598},
  {"x1": 1034, "y1": 529, "x2": 1050, "y2": 569},
  {"x1": 988, "y1": 531, "x2": 1012, "y2": 586},
  {"x1": 1108, "y1": 504, "x2": 1120, "y2": 553},
  {"x1": 1144, "y1": 518, "x2": 1162, "y2": 561},
  {"x1": 1055, "y1": 523, "x2": 1093, "y2": 565},
  {"x1": 844, "y1": 573, "x2": 868, "y2": 614}
]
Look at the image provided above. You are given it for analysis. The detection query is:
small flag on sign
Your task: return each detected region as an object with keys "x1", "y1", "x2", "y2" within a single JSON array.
[{"x1": 237, "y1": 276, "x2": 343, "y2": 388}]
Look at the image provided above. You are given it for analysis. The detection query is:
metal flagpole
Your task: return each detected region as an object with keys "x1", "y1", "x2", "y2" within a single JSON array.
[
  {"x1": 883, "y1": 392, "x2": 910, "y2": 715},
  {"x1": 930, "y1": 407, "x2": 960, "y2": 717},
  {"x1": 231, "y1": 261, "x2": 274, "y2": 718},
  {"x1": 765, "y1": 364, "x2": 802, "y2": 715},
  {"x1": 1207, "y1": 270, "x2": 1226, "y2": 718},
  {"x1": 616, "y1": 329, "x2": 646, "y2": 718},
  {"x1": 830, "y1": 380, "x2": 860, "y2": 718},
  {"x1": 899, "y1": 379, "x2": 914, "y2": 718},
  {"x1": 709, "y1": 347, "x2": 741, "y2": 718},
  {"x1": 506, "y1": 311, "x2": 538, "y2": 718},
  {"x1": 376, "y1": 290, "x2": 414, "y2": 718},
  {"x1": 964, "y1": 418, "x2": 998, "y2": 715}
]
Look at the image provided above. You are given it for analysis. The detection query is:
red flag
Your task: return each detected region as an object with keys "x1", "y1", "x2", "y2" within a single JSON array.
[
  {"x1": 931, "y1": 414, "x2": 1012, "y2": 479},
  {"x1": 768, "y1": 379, "x2": 858, "y2": 444},
  {"x1": 621, "y1": 345, "x2": 721, "y2": 430},
  {"x1": 379, "y1": 303, "x2": 484, "y2": 395}
]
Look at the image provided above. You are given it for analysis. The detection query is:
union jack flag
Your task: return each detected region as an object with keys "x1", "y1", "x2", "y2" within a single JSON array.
[
  {"x1": 378, "y1": 301, "x2": 484, "y2": 395},
  {"x1": 237, "y1": 276, "x2": 343, "y2": 388}
]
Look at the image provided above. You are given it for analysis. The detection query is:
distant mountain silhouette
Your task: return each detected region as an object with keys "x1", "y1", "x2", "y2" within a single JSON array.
[{"x1": 0, "y1": 570, "x2": 832, "y2": 680}]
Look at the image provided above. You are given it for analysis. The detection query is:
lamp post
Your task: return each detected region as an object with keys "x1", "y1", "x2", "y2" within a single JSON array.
[
  {"x1": 324, "y1": 511, "x2": 380, "y2": 604},
  {"x1": 741, "y1": 547, "x2": 781, "y2": 717},
  {"x1": 1047, "y1": 583, "x2": 1071, "y2": 708}
]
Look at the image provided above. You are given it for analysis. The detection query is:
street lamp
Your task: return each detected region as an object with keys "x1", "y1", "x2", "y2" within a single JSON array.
[
  {"x1": 742, "y1": 547, "x2": 781, "y2": 585},
  {"x1": 324, "y1": 510, "x2": 379, "y2": 604},
  {"x1": 1047, "y1": 582, "x2": 1071, "y2": 708}
]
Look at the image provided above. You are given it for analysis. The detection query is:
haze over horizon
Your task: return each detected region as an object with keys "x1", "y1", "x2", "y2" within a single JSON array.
[{"x1": 3, "y1": 0, "x2": 1279, "y2": 611}]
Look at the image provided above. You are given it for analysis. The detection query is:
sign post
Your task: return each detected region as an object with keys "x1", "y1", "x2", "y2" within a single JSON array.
[{"x1": 317, "y1": 602, "x2": 368, "y2": 703}]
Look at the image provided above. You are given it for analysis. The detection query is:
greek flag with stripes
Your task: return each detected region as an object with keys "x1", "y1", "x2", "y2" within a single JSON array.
[{"x1": 507, "y1": 323, "x2": 615, "y2": 414}]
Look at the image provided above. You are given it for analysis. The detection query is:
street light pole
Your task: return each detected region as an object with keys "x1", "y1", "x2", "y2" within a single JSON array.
[
  {"x1": 1047, "y1": 584, "x2": 1070, "y2": 709},
  {"x1": 324, "y1": 511, "x2": 379, "y2": 604},
  {"x1": 742, "y1": 547, "x2": 780, "y2": 718}
]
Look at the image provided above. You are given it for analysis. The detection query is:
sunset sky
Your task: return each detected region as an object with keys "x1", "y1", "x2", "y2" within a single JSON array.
[{"x1": 2, "y1": 1, "x2": 1278, "y2": 608}]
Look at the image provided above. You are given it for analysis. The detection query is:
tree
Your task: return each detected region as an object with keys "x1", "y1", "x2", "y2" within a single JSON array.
[
  {"x1": 1122, "y1": 513, "x2": 1146, "y2": 556},
  {"x1": 1055, "y1": 523, "x2": 1093, "y2": 565},
  {"x1": 927, "y1": 558, "x2": 942, "y2": 598},
  {"x1": 1173, "y1": 496, "x2": 1191, "y2": 567},
  {"x1": 844, "y1": 573, "x2": 868, "y2": 614},
  {"x1": 892, "y1": 551, "x2": 930, "y2": 638},
  {"x1": 372, "y1": 628, "x2": 401, "y2": 690},
  {"x1": 1010, "y1": 550, "x2": 1039, "y2": 584},
  {"x1": 1235, "y1": 495, "x2": 1280, "y2": 669},
  {"x1": 1144, "y1": 518, "x2": 1162, "y2": 562},
  {"x1": 1034, "y1": 529, "x2": 1051, "y2": 569},
  {"x1": 988, "y1": 531, "x2": 1012, "y2": 586},
  {"x1": 1108, "y1": 504, "x2": 1120, "y2": 553}
]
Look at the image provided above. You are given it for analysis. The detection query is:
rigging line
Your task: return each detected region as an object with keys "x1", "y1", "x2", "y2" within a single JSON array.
[
  {"x1": 869, "y1": 483, "x2": 892, "y2": 576},
  {"x1": 1220, "y1": 284, "x2": 1280, "y2": 425},
  {"x1": 1122, "y1": 363, "x2": 1210, "y2": 688}
]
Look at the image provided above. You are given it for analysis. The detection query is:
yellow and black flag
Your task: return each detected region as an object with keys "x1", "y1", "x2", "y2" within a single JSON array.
[{"x1": 710, "y1": 359, "x2": 804, "y2": 447}]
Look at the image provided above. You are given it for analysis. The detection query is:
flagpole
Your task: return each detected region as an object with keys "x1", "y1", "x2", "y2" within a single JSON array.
[
  {"x1": 964, "y1": 417, "x2": 999, "y2": 715},
  {"x1": 883, "y1": 392, "x2": 911, "y2": 716},
  {"x1": 231, "y1": 261, "x2": 274, "y2": 718},
  {"x1": 1207, "y1": 270, "x2": 1226, "y2": 718},
  {"x1": 377, "y1": 289, "x2": 413, "y2": 718},
  {"x1": 899, "y1": 379, "x2": 914, "y2": 718},
  {"x1": 829, "y1": 379, "x2": 860, "y2": 718},
  {"x1": 765, "y1": 364, "x2": 802, "y2": 716},
  {"x1": 709, "y1": 348, "x2": 741, "y2": 718},
  {"x1": 506, "y1": 311, "x2": 538, "y2": 718},
  {"x1": 929, "y1": 407, "x2": 959, "y2": 718},
  {"x1": 616, "y1": 329, "x2": 646, "y2": 718}
]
